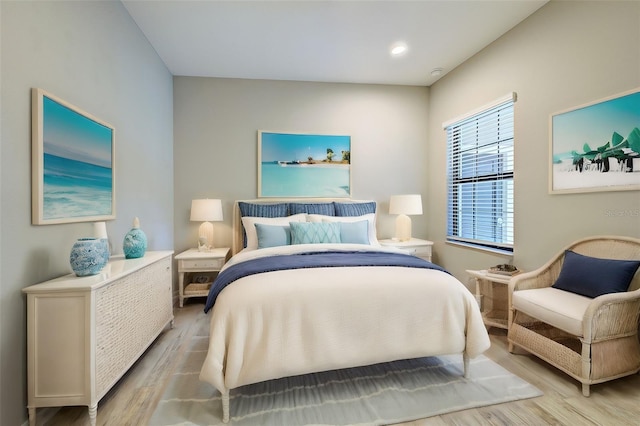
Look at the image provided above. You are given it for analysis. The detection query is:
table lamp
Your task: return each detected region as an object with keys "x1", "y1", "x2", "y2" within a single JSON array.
[
  {"x1": 190, "y1": 199, "x2": 223, "y2": 251},
  {"x1": 389, "y1": 194, "x2": 423, "y2": 242}
]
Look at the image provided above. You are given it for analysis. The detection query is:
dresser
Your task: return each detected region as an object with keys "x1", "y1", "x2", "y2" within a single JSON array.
[{"x1": 23, "y1": 251, "x2": 174, "y2": 426}]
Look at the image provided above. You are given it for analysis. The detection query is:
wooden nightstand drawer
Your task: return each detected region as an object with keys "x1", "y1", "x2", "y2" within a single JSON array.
[
  {"x1": 180, "y1": 258, "x2": 224, "y2": 270},
  {"x1": 409, "y1": 245, "x2": 432, "y2": 256},
  {"x1": 378, "y1": 238, "x2": 434, "y2": 262}
]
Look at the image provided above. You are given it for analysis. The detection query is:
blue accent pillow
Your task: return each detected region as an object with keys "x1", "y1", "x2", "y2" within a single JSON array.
[
  {"x1": 334, "y1": 201, "x2": 376, "y2": 216},
  {"x1": 290, "y1": 222, "x2": 341, "y2": 245},
  {"x1": 552, "y1": 250, "x2": 640, "y2": 298},
  {"x1": 289, "y1": 202, "x2": 336, "y2": 216},
  {"x1": 255, "y1": 223, "x2": 291, "y2": 249},
  {"x1": 339, "y1": 220, "x2": 370, "y2": 245}
]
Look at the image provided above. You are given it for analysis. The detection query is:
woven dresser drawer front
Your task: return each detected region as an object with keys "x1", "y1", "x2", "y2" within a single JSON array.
[{"x1": 95, "y1": 256, "x2": 172, "y2": 397}]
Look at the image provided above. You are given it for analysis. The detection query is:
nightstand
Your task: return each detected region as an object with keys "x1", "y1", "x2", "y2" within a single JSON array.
[
  {"x1": 175, "y1": 247, "x2": 230, "y2": 307},
  {"x1": 466, "y1": 269, "x2": 514, "y2": 330},
  {"x1": 378, "y1": 238, "x2": 434, "y2": 262}
]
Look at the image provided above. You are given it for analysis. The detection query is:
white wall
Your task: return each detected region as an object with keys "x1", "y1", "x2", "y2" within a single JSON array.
[
  {"x1": 0, "y1": 2, "x2": 174, "y2": 424},
  {"x1": 173, "y1": 77, "x2": 430, "y2": 253},
  {"x1": 428, "y1": 1, "x2": 640, "y2": 281}
]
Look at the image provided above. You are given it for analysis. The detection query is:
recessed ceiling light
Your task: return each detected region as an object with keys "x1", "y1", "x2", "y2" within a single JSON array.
[
  {"x1": 431, "y1": 68, "x2": 444, "y2": 77},
  {"x1": 390, "y1": 42, "x2": 408, "y2": 57}
]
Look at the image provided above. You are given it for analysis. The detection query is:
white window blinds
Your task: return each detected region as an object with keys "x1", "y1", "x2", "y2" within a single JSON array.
[{"x1": 445, "y1": 94, "x2": 515, "y2": 252}]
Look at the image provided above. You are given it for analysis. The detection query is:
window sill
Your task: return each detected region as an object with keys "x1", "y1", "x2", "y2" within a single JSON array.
[{"x1": 446, "y1": 240, "x2": 514, "y2": 257}]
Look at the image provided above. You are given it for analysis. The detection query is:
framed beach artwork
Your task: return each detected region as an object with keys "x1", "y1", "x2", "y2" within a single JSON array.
[
  {"x1": 258, "y1": 131, "x2": 351, "y2": 198},
  {"x1": 549, "y1": 87, "x2": 640, "y2": 194},
  {"x1": 32, "y1": 88, "x2": 115, "y2": 225}
]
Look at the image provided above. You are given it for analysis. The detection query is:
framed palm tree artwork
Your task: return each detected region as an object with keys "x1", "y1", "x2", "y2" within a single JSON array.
[
  {"x1": 258, "y1": 131, "x2": 351, "y2": 198},
  {"x1": 549, "y1": 87, "x2": 640, "y2": 194}
]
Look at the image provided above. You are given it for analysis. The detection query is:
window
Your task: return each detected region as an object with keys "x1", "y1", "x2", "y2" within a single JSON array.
[{"x1": 444, "y1": 93, "x2": 516, "y2": 252}]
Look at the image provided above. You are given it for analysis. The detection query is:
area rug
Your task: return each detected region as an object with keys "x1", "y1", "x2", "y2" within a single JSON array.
[{"x1": 149, "y1": 335, "x2": 542, "y2": 426}]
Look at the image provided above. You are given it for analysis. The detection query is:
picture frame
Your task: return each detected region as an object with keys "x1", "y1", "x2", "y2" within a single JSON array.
[
  {"x1": 258, "y1": 131, "x2": 351, "y2": 198},
  {"x1": 32, "y1": 88, "x2": 116, "y2": 225},
  {"x1": 549, "y1": 87, "x2": 640, "y2": 194}
]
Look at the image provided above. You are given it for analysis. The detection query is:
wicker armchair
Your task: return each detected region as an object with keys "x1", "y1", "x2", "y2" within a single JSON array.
[{"x1": 508, "y1": 236, "x2": 640, "y2": 396}]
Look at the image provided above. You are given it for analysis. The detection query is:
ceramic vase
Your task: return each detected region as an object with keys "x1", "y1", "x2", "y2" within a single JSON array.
[
  {"x1": 93, "y1": 221, "x2": 110, "y2": 262},
  {"x1": 123, "y1": 217, "x2": 147, "y2": 259},
  {"x1": 70, "y1": 237, "x2": 109, "y2": 276}
]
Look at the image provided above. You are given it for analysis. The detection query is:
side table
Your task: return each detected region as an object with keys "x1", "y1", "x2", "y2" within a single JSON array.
[
  {"x1": 466, "y1": 269, "x2": 515, "y2": 330},
  {"x1": 378, "y1": 238, "x2": 434, "y2": 262},
  {"x1": 175, "y1": 247, "x2": 230, "y2": 307}
]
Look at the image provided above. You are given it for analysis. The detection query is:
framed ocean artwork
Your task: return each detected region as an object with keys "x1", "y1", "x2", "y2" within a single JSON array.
[
  {"x1": 258, "y1": 131, "x2": 351, "y2": 198},
  {"x1": 549, "y1": 87, "x2": 640, "y2": 194},
  {"x1": 32, "y1": 88, "x2": 115, "y2": 225}
]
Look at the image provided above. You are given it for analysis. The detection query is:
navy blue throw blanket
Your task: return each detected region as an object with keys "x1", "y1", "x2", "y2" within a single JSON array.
[{"x1": 204, "y1": 251, "x2": 449, "y2": 313}]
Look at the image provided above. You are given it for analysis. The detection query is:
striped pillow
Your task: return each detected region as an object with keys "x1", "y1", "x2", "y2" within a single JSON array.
[
  {"x1": 238, "y1": 202, "x2": 288, "y2": 218},
  {"x1": 289, "y1": 202, "x2": 336, "y2": 216},
  {"x1": 334, "y1": 201, "x2": 376, "y2": 216}
]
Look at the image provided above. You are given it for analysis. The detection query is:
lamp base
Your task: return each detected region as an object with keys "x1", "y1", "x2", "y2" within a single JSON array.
[
  {"x1": 395, "y1": 214, "x2": 412, "y2": 242},
  {"x1": 198, "y1": 221, "x2": 215, "y2": 251}
]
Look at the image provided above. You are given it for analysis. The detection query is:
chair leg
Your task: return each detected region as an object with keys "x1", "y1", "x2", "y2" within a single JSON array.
[
  {"x1": 580, "y1": 340, "x2": 592, "y2": 397},
  {"x1": 507, "y1": 309, "x2": 516, "y2": 353}
]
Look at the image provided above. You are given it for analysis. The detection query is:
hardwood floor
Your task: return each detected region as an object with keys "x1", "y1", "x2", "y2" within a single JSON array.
[{"x1": 42, "y1": 301, "x2": 640, "y2": 426}]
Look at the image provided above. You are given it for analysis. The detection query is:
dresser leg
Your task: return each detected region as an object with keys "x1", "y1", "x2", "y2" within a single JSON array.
[
  {"x1": 28, "y1": 407, "x2": 36, "y2": 426},
  {"x1": 88, "y1": 404, "x2": 97, "y2": 426}
]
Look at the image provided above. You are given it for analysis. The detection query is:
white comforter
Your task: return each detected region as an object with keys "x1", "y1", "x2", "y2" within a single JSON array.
[{"x1": 199, "y1": 244, "x2": 490, "y2": 396}]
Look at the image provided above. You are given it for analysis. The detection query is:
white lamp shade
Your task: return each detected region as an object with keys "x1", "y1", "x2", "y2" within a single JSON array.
[
  {"x1": 190, "y1": 199, "x2": 223, "y2": 222},
  {"x1": 389, "y1": 194, "x2": 423, "y2": 215}
]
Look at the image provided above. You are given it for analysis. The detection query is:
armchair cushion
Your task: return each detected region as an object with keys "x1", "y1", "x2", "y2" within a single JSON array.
[
  {"x1": 551, "y1": 250, "x2": 640, "y2": 298},
  {"x1": 512, "y1": 287, "x2": 591, "y2": 336}
]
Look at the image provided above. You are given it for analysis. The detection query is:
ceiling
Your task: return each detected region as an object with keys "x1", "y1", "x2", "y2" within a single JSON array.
[{"x1": 122, "y1": 0, "x2": 548, "y2": 86}]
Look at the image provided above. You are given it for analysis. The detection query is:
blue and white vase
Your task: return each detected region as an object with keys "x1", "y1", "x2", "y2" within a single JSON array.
[
  {"x1": 123, "y1": 217, "x2": 147, "y2": 259},
  {"x1": 70, "y1": 237, "x2": 109, "y2": 277}
]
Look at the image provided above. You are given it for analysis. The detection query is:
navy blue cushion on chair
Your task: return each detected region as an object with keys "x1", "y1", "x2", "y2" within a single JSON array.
[{"x1": 552, "y1": 250, "x2": 640, "y2": 298}]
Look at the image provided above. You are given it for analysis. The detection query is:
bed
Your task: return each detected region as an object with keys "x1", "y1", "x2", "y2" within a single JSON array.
[{"x1": 199, "y1": 199, "x2": 491, "y2": 423}]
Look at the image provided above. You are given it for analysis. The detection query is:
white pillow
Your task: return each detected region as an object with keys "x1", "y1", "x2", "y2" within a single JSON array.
[
  {"x1": 307, "y1": 213, "x2": 379, "y2": 245},
  {"x1": 242, "y1": 213, "x2": 307, "y2": 250}
]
